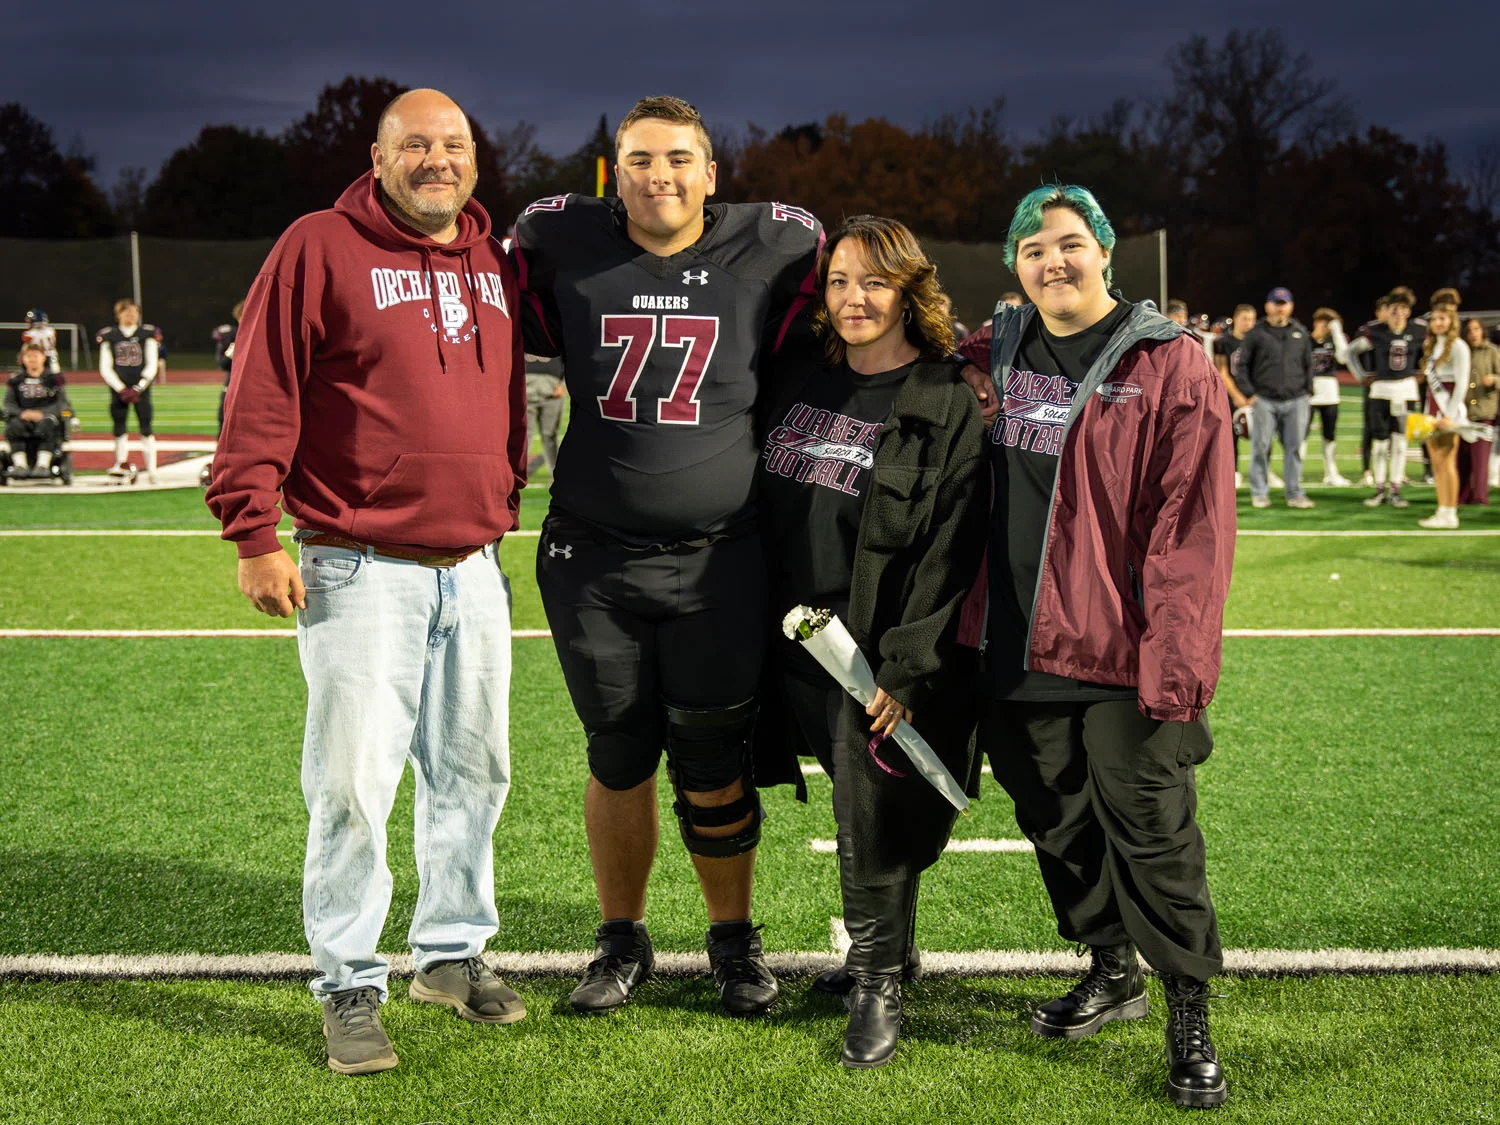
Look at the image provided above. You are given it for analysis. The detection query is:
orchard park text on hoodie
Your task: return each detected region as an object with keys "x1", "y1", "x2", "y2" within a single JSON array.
[{"x1": 370, "y1": 267, "x2": 511, "y2": 341}]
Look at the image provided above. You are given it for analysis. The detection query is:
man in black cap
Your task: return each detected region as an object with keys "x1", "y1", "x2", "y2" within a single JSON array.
[{"x1": 1233, "y1": 287, "x2": 1315, "y2": 509}]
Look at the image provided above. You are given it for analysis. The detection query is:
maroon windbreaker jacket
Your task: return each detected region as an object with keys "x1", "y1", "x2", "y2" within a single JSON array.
[{"x1": 959, "y1": 300, "x2": 1236, "y2": 722}]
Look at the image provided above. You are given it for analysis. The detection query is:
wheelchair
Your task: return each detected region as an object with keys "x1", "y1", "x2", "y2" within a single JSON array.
[{"x1": 2, "y1": 400, "x2": 77, "y2": 486}]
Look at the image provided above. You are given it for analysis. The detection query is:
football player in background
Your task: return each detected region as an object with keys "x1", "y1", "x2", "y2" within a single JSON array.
[
  {"x1": 1213, "y1": 305, "x2": 1273, "y2": 490},
  {"x1": 97, "y1": 299, "x2": 161, "y2": 483},
  {"x1": 1337, "y1": 291, "x2": 1425, "y2": 508},
  {"x1": 513, "y1": 95, "x2": 821, "y2": 1017},
  {"x1": 21, "y1": 309, "x2": 60, "y2": 375},
  {"x1": 212, "y1": 300, "x2": 244, "y2": 433}
]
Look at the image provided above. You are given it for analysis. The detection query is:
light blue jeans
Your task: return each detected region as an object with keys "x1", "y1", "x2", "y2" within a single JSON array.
[
  {"x1": 295, "y1": 533, "x2": 513, "y2": 1000},
  {"x1": 1250, "y1": 395, "x2": 1310, "y2": 500}
]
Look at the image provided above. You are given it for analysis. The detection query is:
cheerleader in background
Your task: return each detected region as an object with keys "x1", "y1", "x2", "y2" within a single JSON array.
[{"x1": 1416, "y1": 305, "x2": 1471, "y2": 529}]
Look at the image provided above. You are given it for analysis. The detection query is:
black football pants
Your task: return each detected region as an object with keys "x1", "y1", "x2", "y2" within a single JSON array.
[{"x1": 980, "y1": 698, "x2": 1222, "y2": 982}]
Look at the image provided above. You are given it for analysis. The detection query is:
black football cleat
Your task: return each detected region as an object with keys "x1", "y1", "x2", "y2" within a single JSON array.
[
  {"x1": 707, "y1": 921, "x2": 778, "y2": 1015},
  {"x1": 569, "y1": 920, "x2": 653, "y2": 1015}
]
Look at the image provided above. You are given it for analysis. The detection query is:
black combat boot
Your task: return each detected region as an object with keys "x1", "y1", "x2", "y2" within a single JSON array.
[
  {"x1": 1162, "y1": 973, "x2": 1227, "y2": 1108},
  {"x1": 839, "y1": 876, "x2": 916, "y2": 1069},
  {"x1": 813, "y1": 874, "x2": 922, "y2": 995},
  {"x1": 1031, "y1": 942, "x2": 1148, "y2": 1039}
]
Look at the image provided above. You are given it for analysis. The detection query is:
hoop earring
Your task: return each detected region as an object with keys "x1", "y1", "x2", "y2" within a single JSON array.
[{"x1": 902, "y1": 306, "x2": 912, "y2": 325}]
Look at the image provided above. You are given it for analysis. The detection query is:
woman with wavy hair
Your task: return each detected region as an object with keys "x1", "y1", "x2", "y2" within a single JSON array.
[
  {"x1": 1416, "y1": 304, "x2": 1472, "y2": 528},
  {"x1": 755, "y1": 215, "x2": 987, "y2": 1068}
]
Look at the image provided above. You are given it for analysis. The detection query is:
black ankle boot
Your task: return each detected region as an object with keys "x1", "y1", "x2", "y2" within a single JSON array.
[
  {"x1": 842, "y1": 973, "x2": 901, "y2": 1068},
  {"x1": 1031, "y1": 943, "x2": 1148, "y2": 1039},
  {"x1": 1162, "y1": 974, "x2": 1227, "y2": 1108},
  {"x1": 838, "y1": 876, "x2": 914, "y2": 1069}
]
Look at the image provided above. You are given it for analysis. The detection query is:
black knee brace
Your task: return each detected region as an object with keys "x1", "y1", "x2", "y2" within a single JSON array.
[{"x1": 663, "y1": 697, "x2": 762, "y2": 859}]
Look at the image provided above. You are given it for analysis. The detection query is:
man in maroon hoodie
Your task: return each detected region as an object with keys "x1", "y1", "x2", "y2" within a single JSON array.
[{"x1": 207, "y1": 88, "x2": 529, "y2": 1075}]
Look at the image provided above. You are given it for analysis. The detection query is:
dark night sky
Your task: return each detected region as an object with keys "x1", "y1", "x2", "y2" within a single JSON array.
[{"x1": 11, "y1": 0, "x2": 1500, "y2": 190}]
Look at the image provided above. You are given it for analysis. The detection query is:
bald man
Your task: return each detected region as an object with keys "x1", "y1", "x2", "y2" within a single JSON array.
[{"x1": 208, "y1": 88, "x2": 530, "y2": 1075}]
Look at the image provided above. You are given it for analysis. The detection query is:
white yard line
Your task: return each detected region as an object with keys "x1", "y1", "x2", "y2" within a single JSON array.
[
  {"x1": 809, "y1": 838, "x2": 1034, "y2": 854},
  {"x1": 831, "y1": 918, "x2": 851, "y2": 955},
  {"x1": 3, "y1": 946, "x2": 1496, "y2": 980},
  {"x1": 0, "y1": 529, "x2": 543, "y2": 538}
]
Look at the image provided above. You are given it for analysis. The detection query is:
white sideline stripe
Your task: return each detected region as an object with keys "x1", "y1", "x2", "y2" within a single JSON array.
[
  {"x1": 802, "y1": 762, "x2": 990, "y2": 776},
  {"x1": 810, "y1": 838, "x2": 1033, "y2": 854},
  {"x1": 64, "y1": 440, "x2": 214, "y2": 452},
  {"x1": 0, "y1": 529, "x2": 543, "y2": 539},
  {"x1": 4, "y1": 947, "x2": 1497, "y2": 980},
  {"x1": 1238, "y1": 529, "x2": 1500, "y2": 537},
  {"x1": 0, "y1": 628, "x2": 555, "y2": 639}
]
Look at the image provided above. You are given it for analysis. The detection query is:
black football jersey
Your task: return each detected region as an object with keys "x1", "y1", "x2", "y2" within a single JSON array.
[
  {"x1": 1213, "y1": 333, "x2": 1246, "y2": 382},
  {"x1": 5, "y1": 371, "x2": 66, "y2": 416},
  {"x1": 514, "y1": 194, "x2": 821, "y2": 542},
  {"x1": 96, "y1": 325, "x2": 162, "y2": 386},
  {"x1": 1360, "y1": 322, "x2": 1425, "y2": 383}
]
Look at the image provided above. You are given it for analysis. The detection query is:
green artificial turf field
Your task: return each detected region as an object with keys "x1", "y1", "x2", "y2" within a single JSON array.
[{"x1": 1, "y1": 458, "x2": 1497, "y2": 1122}]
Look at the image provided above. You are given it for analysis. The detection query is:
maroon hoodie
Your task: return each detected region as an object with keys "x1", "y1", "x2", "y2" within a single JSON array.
[{"x1": 208, "y1": 172, "x2": 527, "y2": 557}]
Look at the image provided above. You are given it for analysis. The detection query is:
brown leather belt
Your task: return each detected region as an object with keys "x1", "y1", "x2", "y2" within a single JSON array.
[{"x1": 300, "y1": 531, "x2": 481, "y2": 568}]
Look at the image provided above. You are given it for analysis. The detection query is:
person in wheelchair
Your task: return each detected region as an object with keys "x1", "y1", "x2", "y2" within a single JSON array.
[{"x1": 3, "y1": 341, "x2": 73, "y2": 482}]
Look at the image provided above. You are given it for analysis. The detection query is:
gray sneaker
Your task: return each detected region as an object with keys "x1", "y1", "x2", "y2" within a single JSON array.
[
  {"x1": 322, "y1": 987, "x2": 398, "y2": 1075},
  {"x1": 411, "y1": 956, "x2": 526, "y2": 1024},
  {"x1": 1286, "y1": 495, "x2": 1315, "y2": 509}
]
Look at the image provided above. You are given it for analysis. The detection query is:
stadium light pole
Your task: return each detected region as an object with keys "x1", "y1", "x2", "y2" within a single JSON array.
[
  {"x1": 130, "y1": 231, "x2": 143, "y2": 310},
  {"x1": 1157, "y1": 229, "x2": 1167, "y2": 310}
]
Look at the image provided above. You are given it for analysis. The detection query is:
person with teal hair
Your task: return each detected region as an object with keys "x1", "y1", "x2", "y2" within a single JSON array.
[
  {"x1": 958, "y1": 183, "x2": 1235, "y2": 1109},
  {"x1": 1001, "y1": 183, "x2": 1118, "y2": 283}
]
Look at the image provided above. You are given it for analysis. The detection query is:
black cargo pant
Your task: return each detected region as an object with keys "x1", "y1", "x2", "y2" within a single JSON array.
[{"x1": 981, "y1": 698, "x2": 1223, "y2": 982}]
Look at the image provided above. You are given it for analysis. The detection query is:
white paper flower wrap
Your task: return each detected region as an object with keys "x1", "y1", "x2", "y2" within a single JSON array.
[{"x1": 786, "y1": 608, "x2": 968, "y2": 811}]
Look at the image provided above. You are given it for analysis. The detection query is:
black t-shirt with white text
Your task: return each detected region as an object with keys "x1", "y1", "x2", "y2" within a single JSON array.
[
  {"x1": 987, "y1": 302, "x2": 1136, "y2": 702},
  {"x1": 760, "y1": 361, "x2": 907, "y2": 680}
]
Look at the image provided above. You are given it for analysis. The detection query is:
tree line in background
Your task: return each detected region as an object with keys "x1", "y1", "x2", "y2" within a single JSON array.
[{"x1": 4, "y1": 30, "x2": 1498, "y2": 316}]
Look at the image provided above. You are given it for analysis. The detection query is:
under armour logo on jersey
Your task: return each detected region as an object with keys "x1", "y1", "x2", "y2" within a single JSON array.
[
  {"x1": 547, "y1": 542, "x2": 573, "y2": 559},
  {"x1": 682, "y1": 270, "x2": 709, "y2": 286}
]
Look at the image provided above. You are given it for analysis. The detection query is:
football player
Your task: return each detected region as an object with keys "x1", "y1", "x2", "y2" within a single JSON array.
[
  {"x1": 513, "y1": 96, "x2": 821, "y2": 1017},
  {"x1": 212, "y1": 300, "x2": 244, "y2": 433},
  {"x1": 21, "y1": 310, "x2": 60, "y2": 375},
  {"x1": 97, "y1": 298, "x2": 162, "y2": 483},
  {"x1": 1213, "y1": 304, "x2": 1256, "y2": 488},
  {"x1": 1337, "y1": 292, "x2": 1425, "y2": 508}
]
